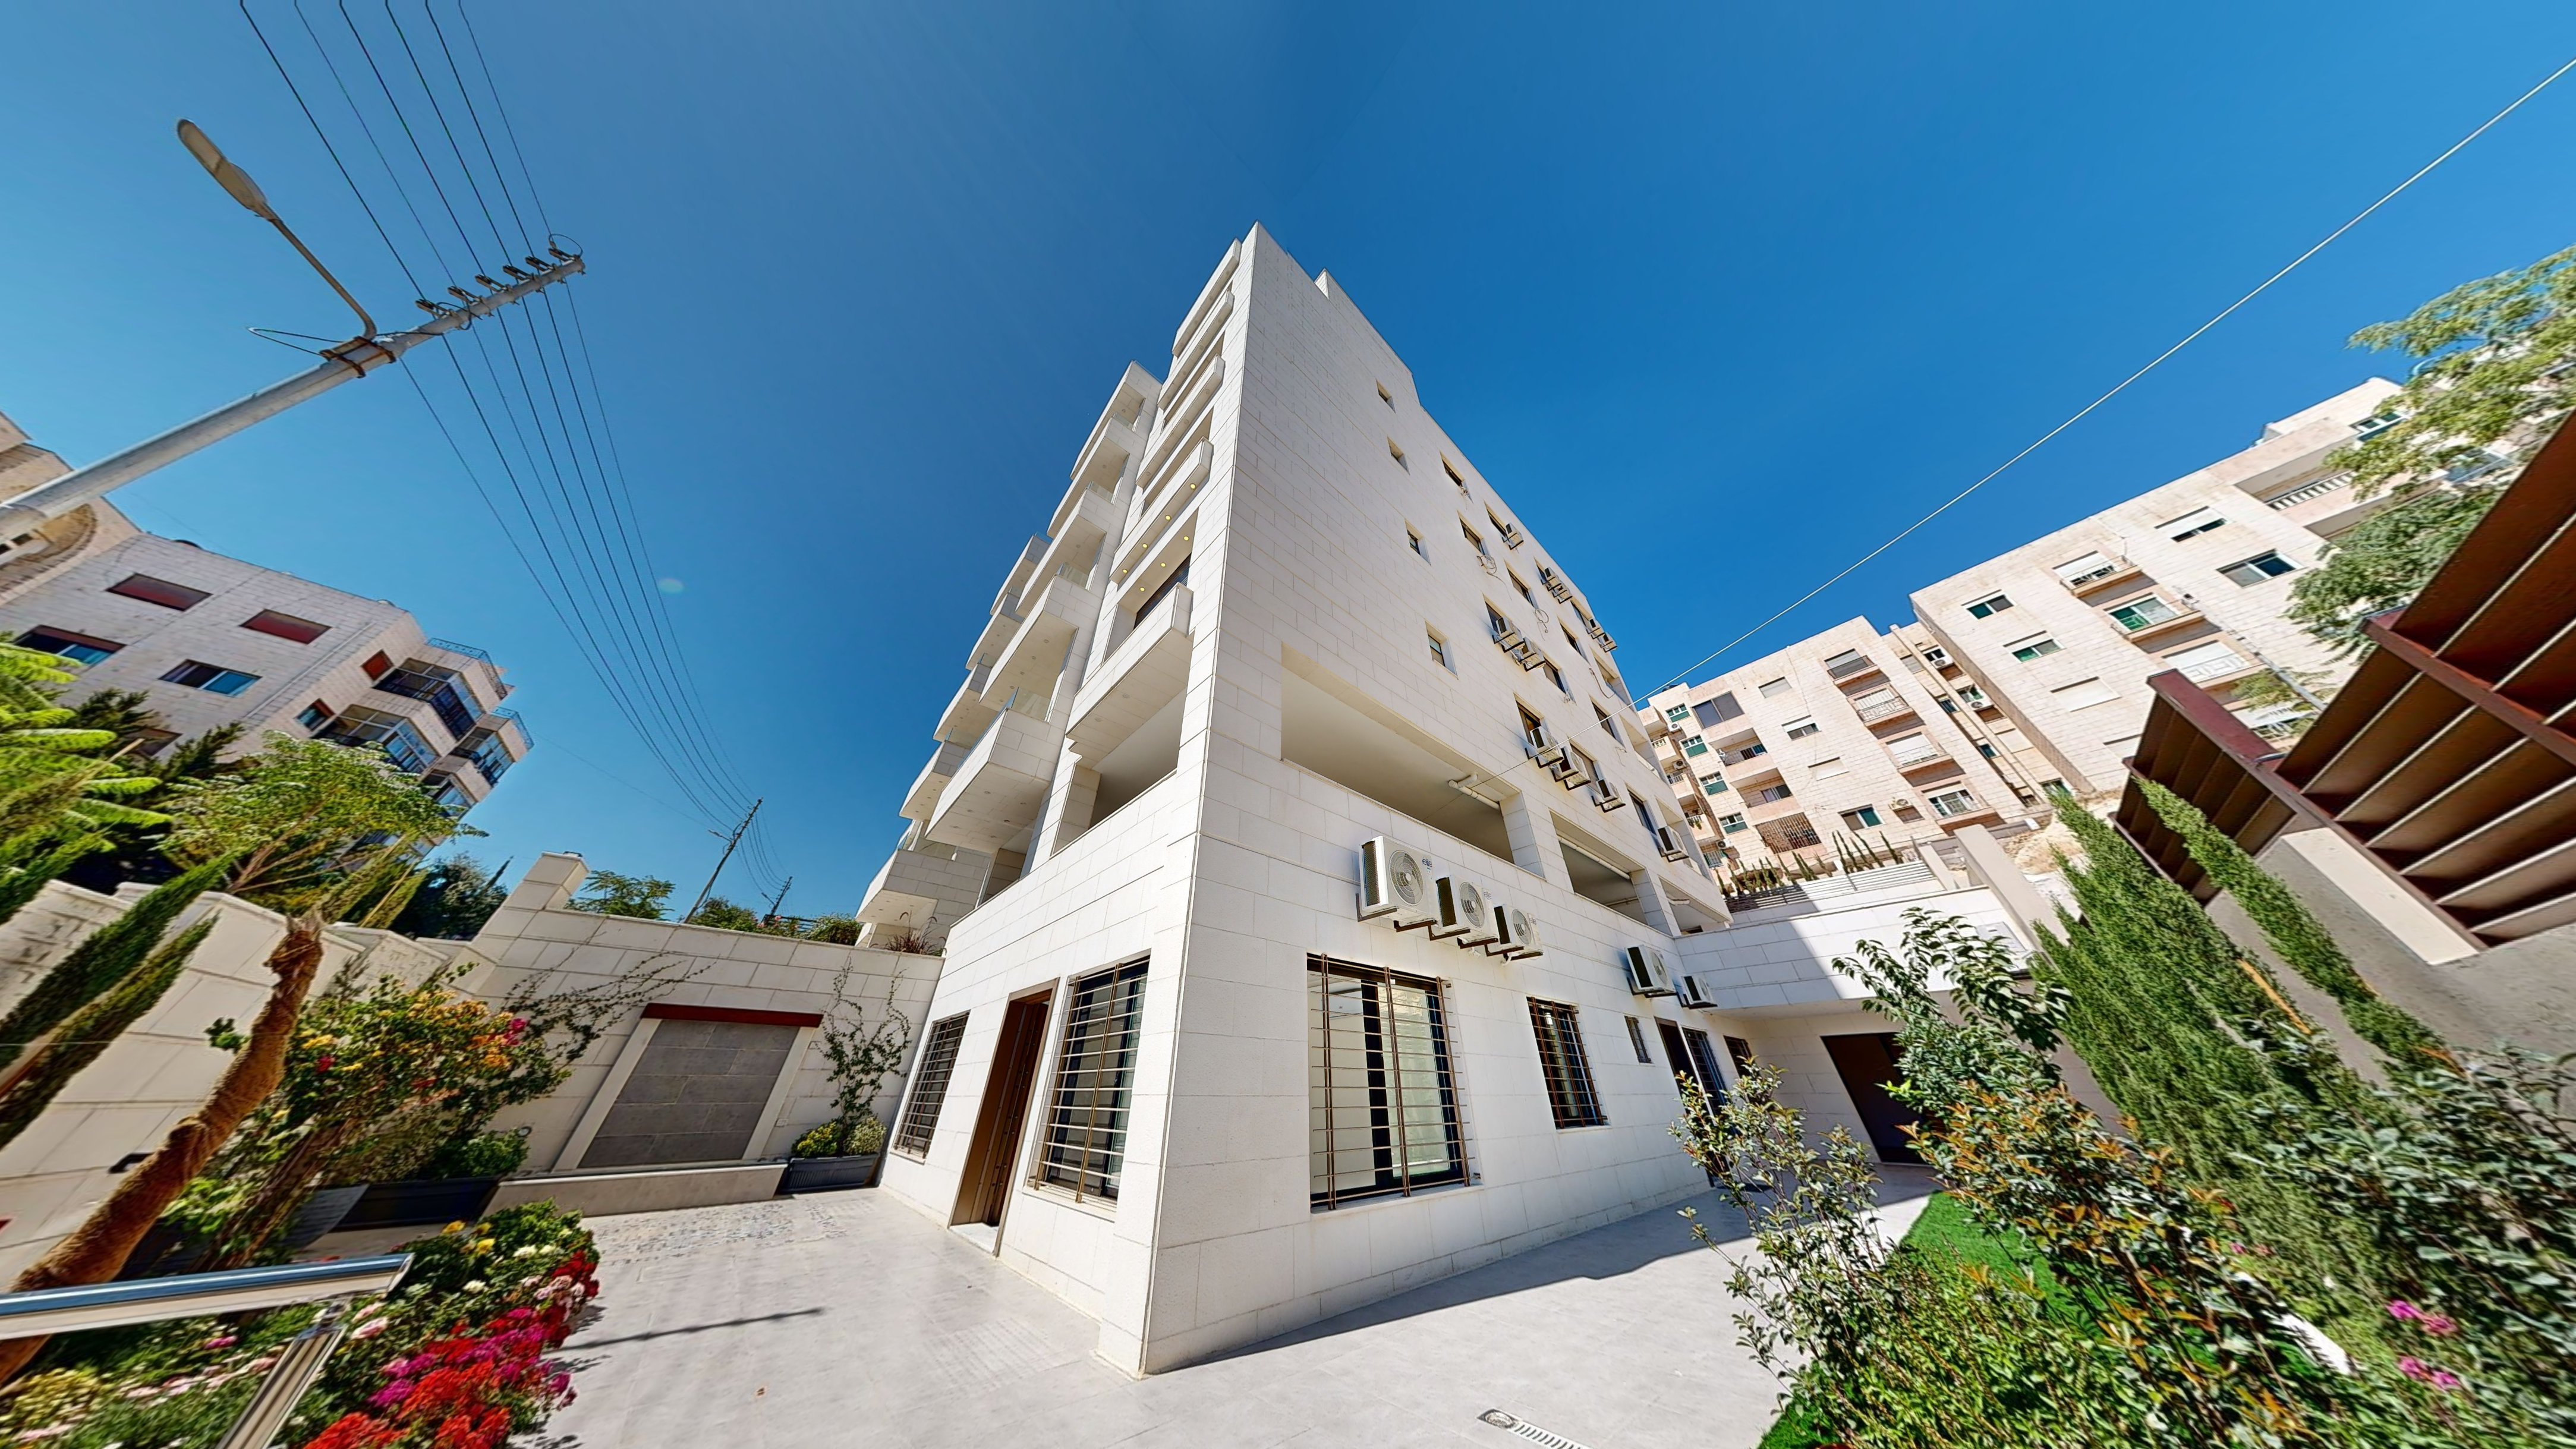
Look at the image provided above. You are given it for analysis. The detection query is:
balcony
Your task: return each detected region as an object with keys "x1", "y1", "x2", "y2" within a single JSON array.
[
  {"x1": 1824, "y1": 653, "x2": 1880, "y2": 682},
  {"x1": 925, "y1": 705, "x2": 1063, "y2": 855},
  {"x1": 2106, "y1": 596, "x2": 2207, "y2": 642},
  {"x1": 1888, "y1": 742, "x2": 1955, "y2": 774},
  {"x1": 901, "y1": 739, "x2": 974, "y2": 821},
  {"x1": 2265, "y1": 471, "x2": 2353, "y2": 510},
  {"x1": 371, "y1": 666, "x2": 483, "y2": 741},
  {"x1": 1066, "y1": 584, "x2": 1193, "y2": 763},
  {"x1": 2175, "y1": 647, "x2": 2259, "y2": 686},
  {"x1": 934, "y1": 666, "x2": 999, "y2": 746},
  {"x1": 980, "y1": 571, "x2": 1100, "y2": 710},
  {"x1": 1715, "y1": 741, "x2": 1768, "y2": 767},
  {"x1": 1851, "y1": 694, "x2": 1918, "y2": 726},
  {"x1": 2056, "y1": 554, "x2": 2148, "y2": 598}
]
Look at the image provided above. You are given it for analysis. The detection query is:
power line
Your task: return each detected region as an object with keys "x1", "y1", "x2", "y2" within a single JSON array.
[{"x1": 1643, "y1": 50, "x2": 2576, "y2": 703}]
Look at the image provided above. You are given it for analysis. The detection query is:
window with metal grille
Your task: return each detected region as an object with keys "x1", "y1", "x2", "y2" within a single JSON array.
[
  {"x1": 1526, "y1": 998, "x2": 1606, "y2": 1129},
  {"x1": 1682, "y1": 1028, "x2": 1727, "y2": 1101},
  {"x1": 1037, "y1": 959, "x2": 1150, "y2": 1201},
  {"x1": 893, "y1": 1014, "x2": 969, "y2": 1156},
  {"x1": 1309, "y1": 957, "x2": 1466, "y2": 1209}
]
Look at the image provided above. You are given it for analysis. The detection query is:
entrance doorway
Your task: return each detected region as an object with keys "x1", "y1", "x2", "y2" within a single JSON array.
[
  {"x1": 1822, "y1": 1032, "x2": 1925, "y2": 1166},
  {"x1": 951, "y1": 991, "x2": 1053, "y2": 1233}
]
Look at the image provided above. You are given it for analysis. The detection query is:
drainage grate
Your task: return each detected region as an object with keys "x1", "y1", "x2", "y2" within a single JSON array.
[{"x1": 1477, "y1": 1409, "x2": 1594, "y2": 1449}]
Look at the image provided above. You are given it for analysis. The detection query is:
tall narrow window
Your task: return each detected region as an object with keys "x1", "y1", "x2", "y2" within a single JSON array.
[
  {"x1": 1624, "y1": 1016, "x2": 1652, "y2": 1063},
  {"x1": 1037, "y1": 959, "x2": 1150, "y2": 1201},
  {"x1": 1526, "y1": 998, "x2": 1606, "y2": 1128},
  {"x1": 1309, "y1": 957, "x2": 1466, "y2": 1209},
  {"x1": 894, "y1": 1014, "x2": 969, "y2": 1156},
  {"x1": 1682, "y1": 1028, "x2": 1726, "y2": 1102}
]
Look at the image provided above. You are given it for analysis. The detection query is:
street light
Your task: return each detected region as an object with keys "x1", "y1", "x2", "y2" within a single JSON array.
[{"x1": 175, "y1": 118, "x2": 374, "y2": 343}]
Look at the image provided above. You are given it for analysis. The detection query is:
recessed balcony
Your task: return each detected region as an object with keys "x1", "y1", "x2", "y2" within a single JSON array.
[
  {"x1": 2056, "y1": 552, "x2": 2148, "y2": 598},
  {"x1": 925, "y1": 706, "x2": 1063, "y2": 856}
]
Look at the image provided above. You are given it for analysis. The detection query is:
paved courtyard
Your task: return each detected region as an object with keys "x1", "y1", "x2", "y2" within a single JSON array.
[{"x1": 546, "y1": 1174, "x2": 1935, "y2": 1449}]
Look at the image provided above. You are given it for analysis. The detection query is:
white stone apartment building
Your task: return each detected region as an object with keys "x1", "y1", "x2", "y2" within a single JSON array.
[
  {"x1": 1643, "y1": 615, "x2": 2056, "y2": 870},
  {"x1": 0, "y1": 410, "x2": 530, "y2": 810},
  {"x1": 858, "y1": 227, "x2": 2051, "y2": 1376}
]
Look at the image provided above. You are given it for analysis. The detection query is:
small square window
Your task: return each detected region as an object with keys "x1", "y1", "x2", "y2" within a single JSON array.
[
  {"x1": 107, "y1": 574, "x2": 210, "y2": 611},
  {"x1": 1840, "y1": 805, "x2": 1882, "y2": 830},
  {"x1": 363, "y1": 651, "x2": 394, "y2": 679},
  {"x1": 1758, "y1": 677, "x2": 1793, "y2": 698},
  {"x1": 1443, "y1": 456, "x2": 1466, "y2": 489},
  {"x1": 241, "y1": 609, "x2": 330, "y2": 644},
  {"x1": 1376, "y1": 380, "x2": 1394, "y2": 407},
  {"x1": 2220, "y1": 552, "x2": 2296, "y2": 586},
  {"x1": 1388, "y1": 439, "x2": 1408, "y2": 468},
  {"x1": 1462, "y1": 520, "x2": 1487, "y2": 555},
  {"x1": 2008, "y1": 636, "x2": 2062, "y2": 662},
  {"x1": 2162, "y1": 506, "x2": 2227, "y2": 540},
  {"x1": 1966, "y1": 593, "x2": 2013, "y2": 619},
  {"x1": 1718, "y1": 812, "x2": 1747, "y2": 833},
  {"x1": 297, "y1": 701, "x2": 335, "y2": 733},
  {"x1": 1428, "y1": 629, "x2": 1452, "y2": 671},
  {"x1": 1511, "y1": 572, "x2": 1535, "y2": 605},
  {"x1": 162, "y1": 660, "x2": 260, "y2": 695},
  {"x1": 1784, "y1": 717, "x2": 1819, "y2": 739},
  {"x1": 1407, "y1": 527, "x2": 1425, "y2": 559},
  {"x1": 1545, "y1": 662, "x2": 1570, "y2": 695},
  {"x1": 1595, "y1": 705, "x2": 1618, "y2": 739}
]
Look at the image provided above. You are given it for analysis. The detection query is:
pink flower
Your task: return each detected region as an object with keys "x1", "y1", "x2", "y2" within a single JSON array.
[
  {"x1": 2399, "y1": 1356, "x2": 2463, "y2": 1390},
  {"x1": 202, "y1": 1333, "x2": 238, "y2": 1350},
  {"x1": 353, "y1": 1318, "x2": 388, "y2": 1339}
]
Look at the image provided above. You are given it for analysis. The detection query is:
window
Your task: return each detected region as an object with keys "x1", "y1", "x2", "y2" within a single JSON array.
[
  {"x1": 18, "y1": 628, "x2": 121, "y2": 666},
  {"x1": 1718, "y1": 812, "x2": 1748, "y2": 833},
  {"x1": 1569, "y1": 746, "x2": 1598, "y2": 785},
  {"x1": 1784, "y1": 717, "x2": 1820, "y2": 739},
  {"x1": 1526, "y1": 998, "x2": 1606, "y2": 1129},
  {"x1": 1664, "y1": 704, "x2": 1693, "y2": 722},
  {"x1": 1427, "y1": 628, "x2": 1451, "y2": 671},
  {"x1": 2052, "y1": 551, "x2": 2118, "y2": 585},
  {"x1": 1681, "y1": 735, "x2": 1712, "y2": 759},
  {"x1": 161, "y1": 660, "x2": 259, "y2": 695},
  {"x1": 1407, "y1": 527, "x2": 1425, "y2": 559},
  {"x1": 241, "y1": 610, "x2": 329, "y2": 644},
  {"x1": 1956, "y1": 684, "x2": 1990, "y2": 708},
  {"x1": 894, "y1": 1014, "x2": 969, "y2": 1156},
  {"x1": 1928, "y1": 788, "x2": 1979, "y2": 818},
  {"x1": 320, "y1": 706, "x2": 436, "y2": 773},
  {"x1": 1751, "y1": 783, "x2": 1794, "y2": 804},
  {"x1": 1462, "y1": 520, "x2": 1487, "y2": 555},
  {"x1": 1699, "y1": 773, "x2": 1727, "y2": 795},
  {"x1": 1311, "y1": 957, "x2": 1466, "y2": 1209},
  {"x1": 1376, "y1": 380, "x2": 1394, "y2": 407},
  {"x1": 1443, "y1": 456, "x2": 1467, "y2": 489},
  {"x1": 2108, "y1": 596, "x2": 2184, "y2": 631},
  {"x1": 1682, "y1": 1029, "x2": 1727, "y2": 1102},
  {"x1": 362, "y1": 651, "x2": 394, "y2": 679},
  {"x1": 1624, "y1": 1016, "x2": 1652, "y2": 1063},
  {"x1": 297, "y1": 701, "x2": 335, "y2": 733},
  {"x1": 1821, "y1": 648, "x2": 1870, "y2": 679},
  {"x1": 106, "y1": 574, "x2": 209, "y2": 610},
  {"x1": 1037, "y1": 959, "x2": 1150, "y2": 1202},
  {"x1": 1485, "y1": 604, "x2": 1513, "y2": 641},
  {"x1": 2220, "y1": 551, "x2": 2296, "y2": 586},
  {"x1": 1840, "y1": 805, "x2": 1882, "y2": 830},
  {"x1": 1758, "y1": 677, "x2": 1793, "y2": 698},
  {"x1": 2049, "y1": 677, "x2": 2120, "y2": 711},
  {"x1": 373, "y1": 663, "x2": 486, "y2": 739},
  {"x1": 1965, "y1": 593, "x2": 2013, "y2": 619},
  {"x1": 1510, "y1": 572, "x2": 1535, "y2": 606},
  {"x1": 1133, "y1": 557, "x2": 1191, "y2": 625},
  {"x1": 1812, "y1": 757, "x2": 1848, "y2": 779},
  {"x1": 1693, "y1": 692, "x2": 1743, "y2": 727},
  {"x1": 2162, "y1": 506, "x2": 2227, "y2": 540},
  {"x1": 1975, "y1": 741, "x2": 1998, "y2": 758},
  {"x1": 2007, "y1": 635, "x2": 2061, "y2": 662},
  {"x1": 1888, "y1": 733, "x2": 1944, "y2": 766},
  {"x1": 1388, "y1": 439, "x2": 1407, "y2": 468},
  {"x1": 1595, "y1": 704, "x2": 1618, "y2": 739},
  {"x1": 1544, "y1": 662, "x2": 1569, "y2": 695}
]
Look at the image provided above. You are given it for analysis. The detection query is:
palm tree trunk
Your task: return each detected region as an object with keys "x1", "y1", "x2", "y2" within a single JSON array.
[
  {"x1": 0, "y1": 919, "x2": 325, "y2": 1383},
  {"x1": 194, "y1": 1119, "x2": 364, "y2": 1274}
]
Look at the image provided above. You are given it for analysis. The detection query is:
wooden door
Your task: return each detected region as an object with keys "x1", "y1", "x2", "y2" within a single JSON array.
[{"x1": 951, "y1": 993, "x2": 1051, "y2": 1229}]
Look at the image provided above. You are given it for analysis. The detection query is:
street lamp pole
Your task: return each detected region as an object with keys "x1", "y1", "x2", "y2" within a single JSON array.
[{"x1": 0, "y1": 121, "x2": 584, "y2": 552}]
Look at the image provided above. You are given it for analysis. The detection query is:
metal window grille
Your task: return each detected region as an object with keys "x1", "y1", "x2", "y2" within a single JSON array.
[
  {"x1": 893, "y1": 1015, "x2": 969, "y2": 1156},
  {"x1": 1682, "y1": 1028, "x2": 1727, "y2": 1101},
  {"x1": 1037, "y1": 959, "x2": 1150, "y2": 1201},
  {"x1": 1526, "y1": 998, "x2": 1606, "y2": 1129},
  {"x1": 1309, "y1": 957, "x2": 1466, "y2": 1209}
]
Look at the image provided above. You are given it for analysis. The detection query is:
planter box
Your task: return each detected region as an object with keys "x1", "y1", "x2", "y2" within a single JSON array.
[
  {"x1": 338, "y1": 1176, "x2": 504, "y2": 1232},
  {"x1": 780, "y1": 1153, "x2": 881, "y2": 1193},
  {"x1": 284, "y1": 1185, "x2": 373, "y2": 1250}
]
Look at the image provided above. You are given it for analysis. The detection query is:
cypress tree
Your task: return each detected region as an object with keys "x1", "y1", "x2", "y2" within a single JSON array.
[
  {"x1": 0, "y1": 837, "x2": 102, "y2": 932},
  {"x1": 2136, "y1": 779, "x2": 2451, "y2": 1067},
  {"x1": 0, "y1": 919, "x2": 216, "y2": 1151},
  {"x1": 0, "y1": 855, "x2": 231, "y2": 1067}
]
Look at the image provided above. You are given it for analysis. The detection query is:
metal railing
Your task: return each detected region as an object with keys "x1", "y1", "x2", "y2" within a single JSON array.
[
  {"x1": 1853, "y1": 695, "x2": 1914, "y2": 724},
  {"x1": 1825, "y1": 654, "x2": 1876, "y2": 681},
  {"x1": 2266, "y1": 471, "x2": 2353, "y2": 509},
  {"x1": 0, "y1": 1255, "x2": 411, "y2": 1449},
  {"x1": 423, "y1": 637, "x2": 491, "y2": 663}
]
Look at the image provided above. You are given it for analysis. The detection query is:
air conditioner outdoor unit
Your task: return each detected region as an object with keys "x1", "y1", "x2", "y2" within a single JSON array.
[
  {"x1": 1622, "y1": 945, "x2": 1676, "y2": 997},
  {"x1": 1488, "y1": 903, "x2": 1542, "y2": 960},
  {"x1": 1491, "y1": 622, "x2": 1526, "y2": 651},
  {"x1": 1594, "y1": 779, "x2": 1627, "y2": 812},
  {"x1": 1519, "y1": 648, "x2": 1551, "y2": 673},
  {"x1": 1434, "y1": 874, "x2": 1498, "y2": 946},
  {"x1": 1523, "y1": 723, "x2": 1569, "y2": 771},
  {"x1": 1500, "y1": 522, "x2": 1526, "y2": 549},
  {"x1": 1358, "y1": 837, "x2": 1435, "y2": 928},
  {"x1": 1539, "y1": 566, "x2": 1572, "y2": 601},
  {"x1": 1676, "y1": 973, "x2": 1720, "y2": 1009},
  {"x1": 1656, "y1": 826, "x2": 1693, "y2": 862}
]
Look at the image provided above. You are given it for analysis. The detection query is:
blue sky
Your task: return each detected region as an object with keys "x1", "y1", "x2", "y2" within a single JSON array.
[{"x1": 3, "y1": 2, "x2": 2572, "y2": 915}]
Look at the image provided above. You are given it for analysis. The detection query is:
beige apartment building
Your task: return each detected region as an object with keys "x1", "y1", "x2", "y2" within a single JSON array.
[
  {"x1": 0, "y1": 409, "x2": 531, "y2": 811},
  {"x1": 1646, "y1": 380, "x2": 2404, "y2": 856}
]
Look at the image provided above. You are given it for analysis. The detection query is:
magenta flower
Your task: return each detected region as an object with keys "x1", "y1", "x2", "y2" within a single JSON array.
[{"x1": 2399, "y1": 1356, "x2": 2463, "y2": 1390}]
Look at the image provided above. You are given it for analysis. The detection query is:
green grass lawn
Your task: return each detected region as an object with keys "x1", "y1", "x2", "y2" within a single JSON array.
[{"x1": 1751, "y1": 1192, "x2": 2057, "y2": 1449}]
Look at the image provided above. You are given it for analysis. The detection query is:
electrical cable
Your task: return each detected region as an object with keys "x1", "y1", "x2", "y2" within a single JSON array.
[{"x1": 1642, "y1": 49, "x2": 2576, "y2": 704}]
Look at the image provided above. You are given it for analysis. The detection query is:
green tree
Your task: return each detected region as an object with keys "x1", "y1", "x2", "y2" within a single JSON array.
[
  {"x1": 388, "y1": 852, "x2": 511, "y2": 940},
  {"x1": 158, "y1": 735, "x2": 465, "y2": 906},
  {"x1": 2290, "y1": 244, "x2": 2576, "y2": 655},
  {"x1": 685, "y1": 895, "x2": 760, "y2": 931},
  {"x1": 0, "y1": 920, "x2": 216, "y2": 1152},
  {"x1": 0, "y1": 855, "x2": 232, "y2": 1069},
  {"x1": 570, "y1": 868, "x2": 672, "y2": 919}
]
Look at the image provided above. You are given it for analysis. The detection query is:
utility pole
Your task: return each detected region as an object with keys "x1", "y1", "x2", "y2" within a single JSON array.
[
  {"x1": 763, "y1": 875, "x2": 793, "y2": 924},
  {"x1": 0, "y1": 120, "x2": 585, "y2": 550},
  {"x1": 686, "y1": 798, "x2": 761, "y2": 922}
]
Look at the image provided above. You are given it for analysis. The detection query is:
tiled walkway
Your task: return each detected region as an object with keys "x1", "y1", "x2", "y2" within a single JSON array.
[{"x1": 547, "y1": 1174, "x2": 1935, "y2": 1449}]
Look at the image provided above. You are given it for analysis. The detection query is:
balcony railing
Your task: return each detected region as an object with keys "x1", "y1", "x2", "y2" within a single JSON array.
[
  {"x1": 2266, "y1": 472, "x2": 2353, "y2": 510},
  {"x1": 424, "y1": 637, "x2": 491, "y2": 663},
  {"x1": 1853, "y1": 695, "x2": 1916, "y2": 724},
  {"x1": 1825, "y1": 654, "x2": 1877, "y2": 681},
  {"x1": 1889, "y1": 745, "x2": 1952, "y2": 771},
  {"x1": 1715, "y1": 742, "x2": 1767, "y2": 766},
  {"x1": 2178, "y1": 651, "x2": 2253, "y2": 683}
]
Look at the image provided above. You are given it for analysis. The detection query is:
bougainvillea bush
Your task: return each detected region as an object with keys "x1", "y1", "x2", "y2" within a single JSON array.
[{"x1": 0, "y1": 1203, "x2": 596, "y2": 1449}]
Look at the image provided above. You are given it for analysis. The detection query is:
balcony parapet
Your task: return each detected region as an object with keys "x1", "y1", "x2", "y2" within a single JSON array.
[
  {"x1": 1067, "y1": 584, "x2": 1193, "y2": 763},
  {"x1": 980, "y1": 571, "x2": 1101, "y2": 710},
  {"x1": 925, "y1": 705, "x2": 1063, "y2": 855},
  {"x1": 901, "y1": 738, "x2": 975, "y2": 823}
]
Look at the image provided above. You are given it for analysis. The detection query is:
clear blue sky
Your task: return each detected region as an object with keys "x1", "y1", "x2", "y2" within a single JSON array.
[{"x1": 3, "y1": 2, "x2": 2572, "y2": 914}]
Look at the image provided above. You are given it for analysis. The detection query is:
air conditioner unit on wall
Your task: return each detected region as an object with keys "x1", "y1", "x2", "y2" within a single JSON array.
[
  {"x1": 1595, "y1": 779, "x2": 1627, "y2": 812},
  {"x1": 1436, "y1": 874, "x2": 1498, "y2": 946},
  {"x1": 1676, "y1": 973, "x2": 1720, "y2": 1009},
  {"x1": 1488, "y1": 904, "x2": 1543, "y2": 960},
  {"x1": 1655, "y1": 826, "x2": 1693, "y2": 863},
  {"x1": 1623, "y1": 945, "x2": 1676, "y2": 997},
  {"x1": 1358, "y1": 837, "x2": 1435, "y2": 928},
  {"x1": 1523, "y1": 723, "x2": 1570, "y2": 772}
]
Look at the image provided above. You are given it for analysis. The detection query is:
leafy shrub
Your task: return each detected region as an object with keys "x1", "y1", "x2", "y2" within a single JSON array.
[
  {"x1": 792, "y1": 1113, "x2": 886, "y2": 1158},
  {"x1": 420, "y1": 1130, "x2": 530, "y2": 1180}
]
